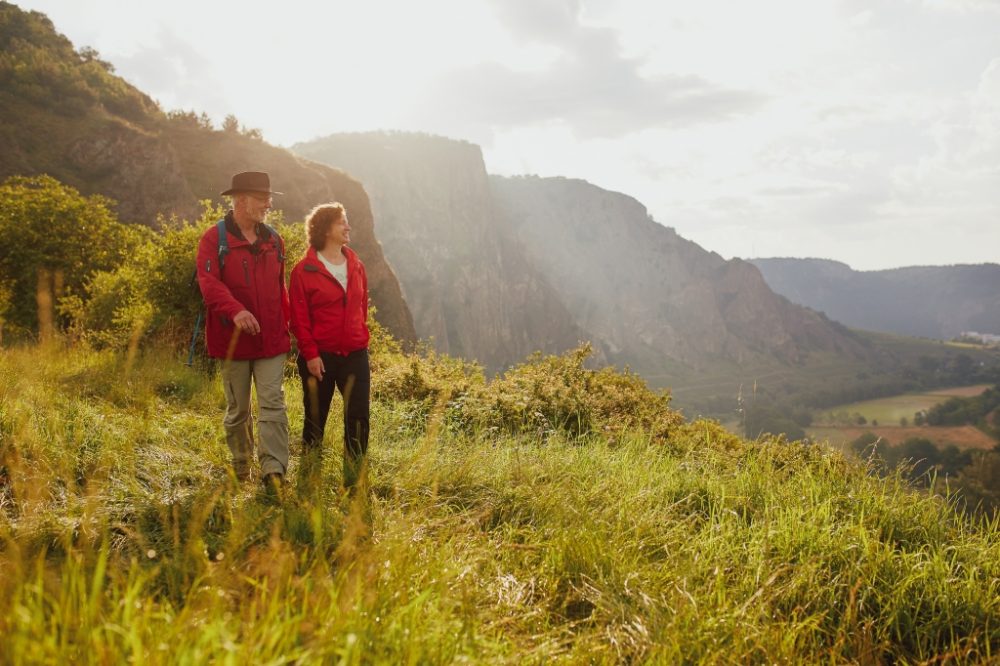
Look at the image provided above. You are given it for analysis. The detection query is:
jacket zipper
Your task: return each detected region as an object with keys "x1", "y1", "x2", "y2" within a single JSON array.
[
  {"x1": 245, "y1": 255, "x2": 263, "y2": 348},
  {"x1": 339, "y1": 266, "x2": 348, "y2": 342}
]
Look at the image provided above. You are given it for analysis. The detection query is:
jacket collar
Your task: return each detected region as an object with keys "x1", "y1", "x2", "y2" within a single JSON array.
[
  {"x1": 224, "y1": 210, "x2": 273, "y2": 248},
  {"x1": 305, "y1": 244, "x2": 358, "y2": 268},
  {"x1": 303, "y1": 245, "x2": 359, "y2": 281}
]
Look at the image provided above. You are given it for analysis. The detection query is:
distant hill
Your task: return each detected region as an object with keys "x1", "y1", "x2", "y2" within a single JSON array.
[
  {"x1": 750, "y1": 258, "x2": 1000, "y2": 340},
  {"x1": 0, "y1": 2, "x2": 416, "y2": 344}
]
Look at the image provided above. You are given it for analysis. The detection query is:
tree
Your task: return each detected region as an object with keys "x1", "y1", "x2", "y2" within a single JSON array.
[
  {"x1": 166, "y1": 109, "x2": 213, "y2": 130},
  {"x1": 743, "y1": 402, "x2": 806, "y2": 441},
  {"x1": 0, "y1": 175, "x2": 137, "y2": 338},
  {"x1": 895, "y1": 437, "x2": 940, "y2": 480},
  {"x1": 222, "y1": 114, "x2": 240, "y2": 133},
  {"x1": 849, "y1": 432, "x2": 881, "y2": 458}
]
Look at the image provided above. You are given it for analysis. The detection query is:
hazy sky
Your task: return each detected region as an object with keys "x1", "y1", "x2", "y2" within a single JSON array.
[{"x1": 18, "y1": 0, "x2": 1000, "y2": 270}]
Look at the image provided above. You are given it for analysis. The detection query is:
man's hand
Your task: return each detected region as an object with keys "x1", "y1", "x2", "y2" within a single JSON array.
[
  {"x1": 307, "y1": 356, "x2": 325, "y2": 381},
  {"x1": 232, "y1": 310, "x2": 260, "y2": 335}
]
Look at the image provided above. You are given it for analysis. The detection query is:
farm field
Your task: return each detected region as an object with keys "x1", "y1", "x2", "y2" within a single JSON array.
[
  {"x1": 814, "y1": 384, "x2": 993, "y2": 426},
  {"x1": 808, "y1": 425, "x2": 997, "y2": 451},
  {"x1": 808, "y1": 383, "x2": 998, "y2": 451}
]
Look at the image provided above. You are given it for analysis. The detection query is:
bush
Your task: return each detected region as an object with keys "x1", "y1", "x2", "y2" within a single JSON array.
[
  {"x1": 0, "y1": 175, "x2": 138, "y2": 338},
  {"x1": 743, "y1": 401, "x2": 807, "y2": 441},
  {"x1": 449, "y1": 344, "x2": 684, "y2": 441},
  {"x1": 370, "y1": 320, "x2": 484, "y2": 427}
]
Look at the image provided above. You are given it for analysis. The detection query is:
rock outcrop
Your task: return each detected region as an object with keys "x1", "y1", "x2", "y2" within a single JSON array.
[
  {"x1": 293, "y1": 133, "x2": 587, "y2": 371},
  {"x1": 294, "y1": 132, "x2": 870, "y2": 388}
]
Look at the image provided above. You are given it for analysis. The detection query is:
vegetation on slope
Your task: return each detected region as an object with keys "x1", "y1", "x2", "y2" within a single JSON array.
[
  {"x1": 1, "y1": 336, "x2": 999, "y2": 664},
  {"x1": 923, "y1": 385, "x2": 1000, "y2": 437}
]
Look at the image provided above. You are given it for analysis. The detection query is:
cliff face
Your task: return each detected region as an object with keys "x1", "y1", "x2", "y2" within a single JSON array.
[
  {"x1": 293, "y1": 133, "x2": 586, "y2": 371},
  {"x1": 0, "y1": 4, "x2": 415, "y2": 344},
  {"x1": 750, "y1": 258, "x2": 1000, "y2": 340},
  {"x1": 489, "y1": 176, "x2": 869, "y2": 374},
  {"x1": 293, "y1": 132, "x2": 869, "y2": 386}
]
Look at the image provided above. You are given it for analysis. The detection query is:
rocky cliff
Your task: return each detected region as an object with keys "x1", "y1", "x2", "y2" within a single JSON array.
[
  {"x1": 751, "y1": 258, "x2": 1000, "y2": 339},
  {"x1": 0, "y1": 4, "x2": 415, "y2": 344},
  {"x1": 292, "y1": 133, "x2": 587, "y2": 370},
  {"x1": 294, "y1": 132, "x2": 871, "y2": 389},
  {"x1": 489, "y1": 176, "x2": 869, "y2": 376}
]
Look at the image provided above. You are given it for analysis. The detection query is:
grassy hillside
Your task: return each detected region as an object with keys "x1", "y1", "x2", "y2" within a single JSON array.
[{"x1": 2, "y1": 341, "x2": 999, "y2": 663}]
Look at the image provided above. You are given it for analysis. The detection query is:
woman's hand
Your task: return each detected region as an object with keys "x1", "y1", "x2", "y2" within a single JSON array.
[{"x1": 307, "y1": 356, "x2": 325, "y2": 381}]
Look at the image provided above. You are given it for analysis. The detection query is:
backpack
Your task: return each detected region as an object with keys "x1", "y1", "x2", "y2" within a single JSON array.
[
  {"x1": 186, "y1": 219, "x2": 285, "y2": 365},
  {"x1": 211, "y1": 219, "x2": 286, "y2": 271}
]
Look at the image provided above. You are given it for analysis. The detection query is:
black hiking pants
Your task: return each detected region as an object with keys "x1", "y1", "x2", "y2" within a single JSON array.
[{"x1": 297, "y1": 349, "x2": 370, "y2": 488}]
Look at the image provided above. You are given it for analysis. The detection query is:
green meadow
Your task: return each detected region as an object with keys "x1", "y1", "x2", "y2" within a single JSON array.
[
  {"x1": 815, "y1": 385, "x2": 993, "y2": 426},
  {"x1": 2, "y1": 341, "x2": 999, "y2": 664}
]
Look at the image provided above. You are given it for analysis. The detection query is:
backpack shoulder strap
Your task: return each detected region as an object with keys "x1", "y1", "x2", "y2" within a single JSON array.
[
  {"x1": 263, "y1": 223, "x2": 285, "y2": 264},
  {"x1": 215, "y1": 219, "x2": 230, "y2": 270}
]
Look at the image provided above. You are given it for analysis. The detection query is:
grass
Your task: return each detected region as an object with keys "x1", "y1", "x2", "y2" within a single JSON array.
[{"x1": 2, "y1": 342, "x2": 999, "y2": 663}]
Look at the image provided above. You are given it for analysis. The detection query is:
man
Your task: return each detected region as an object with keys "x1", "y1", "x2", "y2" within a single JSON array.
[{"x1": 196, "y1": 171, "x2": 290, "y2": 491}]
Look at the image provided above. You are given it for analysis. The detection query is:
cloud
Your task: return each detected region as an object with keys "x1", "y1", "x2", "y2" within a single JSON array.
[
  {"x1": 921, "y1": 0, "x2": 1000, "y2": 13},
  {"x1": 413, "y1": 0, "x2": 763, "y2": 139},
  {"x1": 489, "y1": 0, "x2": 582, "y2": 43},
  {"x1": 112, "y1": 26, "x2": 230, "y2": 119}
]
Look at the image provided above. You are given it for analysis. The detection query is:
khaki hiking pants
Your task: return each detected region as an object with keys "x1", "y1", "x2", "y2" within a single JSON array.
[{"x1": 220, "y1": 354, "x2": 289, "y2": 478}]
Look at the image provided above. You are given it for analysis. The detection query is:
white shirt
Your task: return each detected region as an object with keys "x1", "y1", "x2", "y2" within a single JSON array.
[{"x1": 319, "y1": 252, "x2": 348, "y2": 290}]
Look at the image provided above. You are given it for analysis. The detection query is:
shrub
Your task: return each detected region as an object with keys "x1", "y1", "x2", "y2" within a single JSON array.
[
  {"x1": 449, "y1": 343, "x2": 684, "y2": 441},
  {"x1": 370, "y1": 317, "x2": 483, "y2": 427},
  {"x1": 0, "y1": 175, "x2": 138, "y2": 338}
]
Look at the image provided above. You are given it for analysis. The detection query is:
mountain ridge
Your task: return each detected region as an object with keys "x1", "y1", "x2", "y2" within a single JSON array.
[{"x1": 750, "y1": 257, "x2": 1000, "y2": 339}]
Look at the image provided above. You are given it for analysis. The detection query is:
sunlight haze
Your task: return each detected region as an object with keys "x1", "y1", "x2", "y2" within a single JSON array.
[{"x1": 18, "y1": 0, "x2": 1000, "y2": 270}]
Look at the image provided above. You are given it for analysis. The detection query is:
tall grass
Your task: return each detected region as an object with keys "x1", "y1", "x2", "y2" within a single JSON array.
[{"x1": 1, "y1": 342, "x2": 998, "y2": 663}]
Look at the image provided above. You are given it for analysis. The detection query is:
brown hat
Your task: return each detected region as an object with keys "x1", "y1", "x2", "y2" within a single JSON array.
[{"x1": 220, "y1": 171, "x2": 283, "y2": 196}]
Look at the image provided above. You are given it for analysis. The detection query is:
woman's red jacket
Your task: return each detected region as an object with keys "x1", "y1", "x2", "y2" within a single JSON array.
[{"x1": 289, "y1": 245, "x2": 370, "y2": 360}]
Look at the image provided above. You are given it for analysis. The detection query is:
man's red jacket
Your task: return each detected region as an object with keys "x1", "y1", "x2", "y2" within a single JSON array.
[
  {"x1": 289, "y1": 245, "x2": 370, "y2": 360},
  {"x1": 196, "y1": 216, "x2": 291, "y2": 360}
]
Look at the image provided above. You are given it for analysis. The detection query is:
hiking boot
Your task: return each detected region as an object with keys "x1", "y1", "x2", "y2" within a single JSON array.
[{"x1": 262, "y1": 472, "x2": 285, "y2": 499}]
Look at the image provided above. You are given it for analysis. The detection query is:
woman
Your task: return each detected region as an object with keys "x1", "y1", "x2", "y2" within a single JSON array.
[{"x1": 289, "y1": 203, "x2": 371, "y2": 490}]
